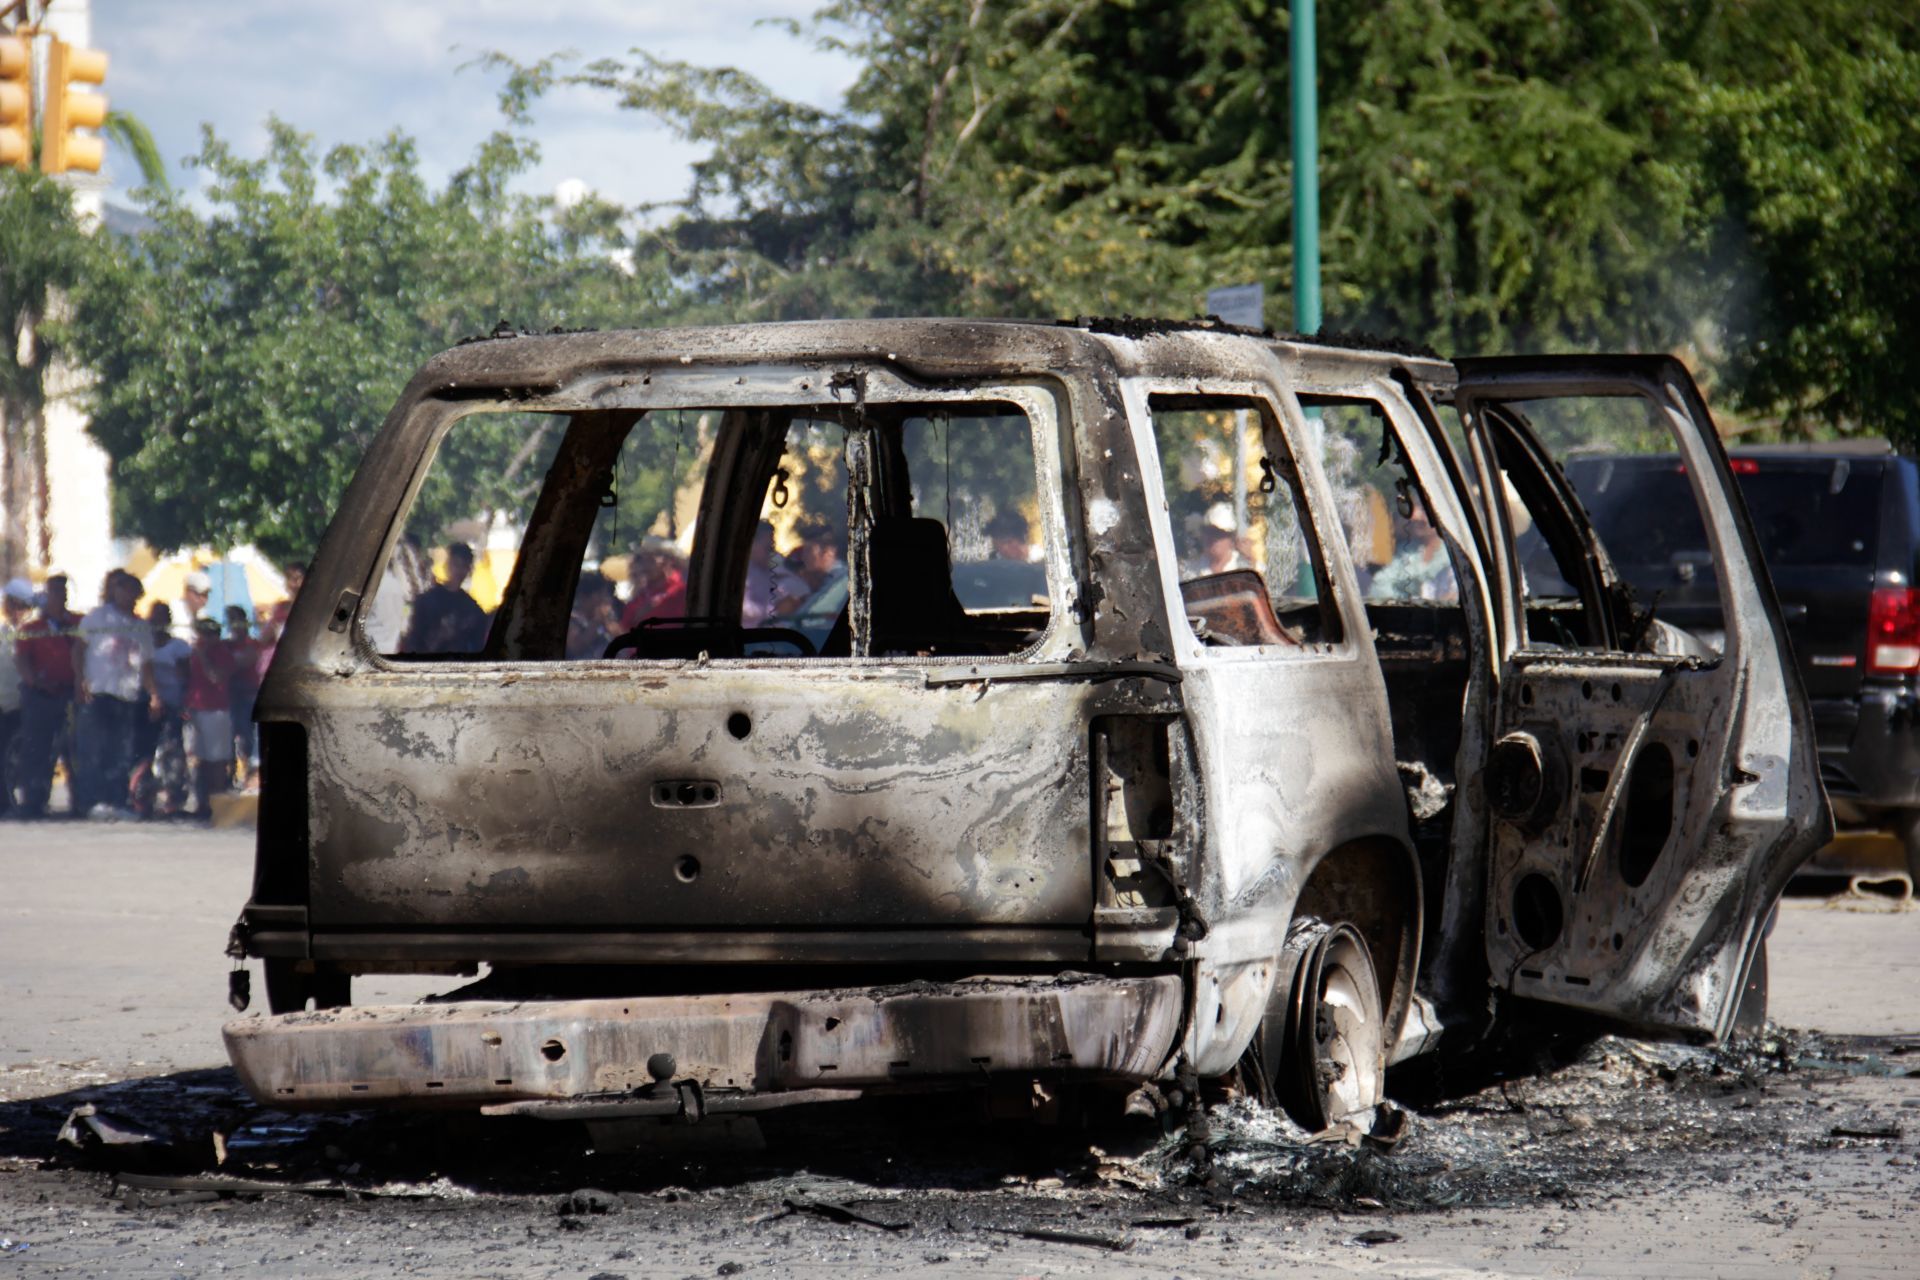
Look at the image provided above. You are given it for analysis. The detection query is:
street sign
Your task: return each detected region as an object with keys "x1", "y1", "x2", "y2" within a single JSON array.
[{"x1": 1205, "y1": 283, "x2": 1265, "y2": 331}]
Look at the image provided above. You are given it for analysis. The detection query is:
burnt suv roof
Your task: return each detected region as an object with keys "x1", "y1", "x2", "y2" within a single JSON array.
[{"x1": 1064, "y1": 314, "x2": 1440, "y2": 358}]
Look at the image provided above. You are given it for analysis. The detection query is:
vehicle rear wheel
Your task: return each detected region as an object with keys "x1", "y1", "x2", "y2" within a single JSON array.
[{"x1": 1269, "y1": 918, "x2": 1387, "y2": 1131}]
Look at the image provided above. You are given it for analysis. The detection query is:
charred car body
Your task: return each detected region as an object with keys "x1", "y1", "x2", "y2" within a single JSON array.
[{"x1": 224, "y1": 321, "x2": 1828, "y2": 1131}]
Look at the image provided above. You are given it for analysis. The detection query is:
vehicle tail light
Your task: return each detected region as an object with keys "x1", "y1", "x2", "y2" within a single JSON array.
[{"x1": 1867, "y1": 587, "x2": 1920, "y2": 674}]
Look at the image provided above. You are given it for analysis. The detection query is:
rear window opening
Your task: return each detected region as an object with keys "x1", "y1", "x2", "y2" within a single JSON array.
[
  {"x1": 1567, "y1": 456, "x2": 1881, "y2": 578},
  {"x1": 366, "y1": 395, "x2": 1055, "y2": 664}
]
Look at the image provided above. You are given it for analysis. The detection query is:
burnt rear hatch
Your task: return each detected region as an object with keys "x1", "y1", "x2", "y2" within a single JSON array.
[{"x1": 258, "y1": 359, "x2": 1163, "y2": 969}]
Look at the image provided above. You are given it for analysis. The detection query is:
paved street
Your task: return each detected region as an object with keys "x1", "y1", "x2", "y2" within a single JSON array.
[{"x1": 1, "y1": 822, "x2": 1917, "y2": 1278}]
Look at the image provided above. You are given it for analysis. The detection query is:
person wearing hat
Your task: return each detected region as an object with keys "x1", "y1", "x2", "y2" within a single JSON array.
[
  {"x1": 14, "y1": 573, "x2": 80, "y2": 817},
  {"x1": 176, "y1": 570, "x2": 212, "y2": 628},
  {"x1": 0, "y1": 578, "x2": 33, "y2": 815}
]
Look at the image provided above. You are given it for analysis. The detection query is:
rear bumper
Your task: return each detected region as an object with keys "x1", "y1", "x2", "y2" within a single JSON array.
[
  {"x1": 223, "y1": 974, "x2": 1185, "y2": 1113},
  {"x1": 1815, "y1": 686, "x2": 1920, "y2": 810}
]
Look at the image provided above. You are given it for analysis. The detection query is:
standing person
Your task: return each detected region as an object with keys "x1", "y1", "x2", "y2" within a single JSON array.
[
  {"x1": 184, "y1": 617, "x2": 237, "y2": 817},
  {"x1": 137, "y1": 603, "x2": 190, "y2": 768},
  {"x1": 401, "y1": 543, "x2": 488, "y2": 654},
  {"x1": 364, "y1": 535, "x2": 430, "y2": 652},
  {"x1": 0, "y1": 579, "x2": 33, "y2": 814},
  {"x1": 264, "y1": 562, "x2": 304, "y2": 646},
  {"x1": 740, "y1": 524, "x2": 780, "y2": 627},
  {"x1": 770, "y1": 515, "x2": 842, "y2": 616},
  {"x1": 985, "y1": 510, "x2": 1033, "y2": 563},
  {"x1": 175, "y1": 571, "x2": 211, "y2": 628},
  {"x1": 620, "y1": 539, "x2": 687, "y2": 630},
  {"x1": 14, "y1": 574, "x2": 80, "y2": 817},
  {"x1": 138, "y1": 602, "x2": 193, "y2": 817},
  {"x1": 247, "y1": 561, "x2": 302, "y2": 681},
  {"x1": 75, "y1": 569, "x2": 161, "y2": 819},
  {"x1": 566, "y1": 572, "x2": 619, "y2": 659},
  {"x1": 223, "y1": 606, "x2": 263, "y2": 781}
]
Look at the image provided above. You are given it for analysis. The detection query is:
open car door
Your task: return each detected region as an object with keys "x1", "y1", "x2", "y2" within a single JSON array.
[{"x1": 1448, "y1": 355, "x2": 1830, "y2": 1040}]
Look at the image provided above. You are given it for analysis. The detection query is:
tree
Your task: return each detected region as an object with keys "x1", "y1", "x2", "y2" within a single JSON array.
[
  {"x1": 66, "y1": 122, "x2": 667, "y2": 563},
  {"x1": 1690, "y1": 23, "x2": 1920, "y2": 439},
  {"x1": 502, "y1": 0, "x2": 1919, "y2": 440},
  {"x1": 0, "y1": 171, "x2": 91, "y2": 578},
  {"x1": 103, "y1": 110, "x2": 169, "y2": 191},
  {"x1": 496, "y1": 0, "x2": 1719, "y2": 350}
]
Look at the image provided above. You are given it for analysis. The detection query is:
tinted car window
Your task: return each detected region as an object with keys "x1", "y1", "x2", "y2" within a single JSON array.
[
  {"x1": 1737, "y1": 468, "x2": 1880, "y2": 566},
  {"x1": 1565, "y1": 457, "x2": 1882, "y2": 576}
]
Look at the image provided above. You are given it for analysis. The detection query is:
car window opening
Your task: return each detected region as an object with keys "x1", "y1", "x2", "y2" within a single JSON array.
[
  {"x1": 370, "y1": 400, "x2": 1052, "y2": 664},
  {"x1": 1477, "y1": 394, "x2": 1726, "y2": 657},
  {"x1": 1146, "y1": 394, "x2": 1341, "y2": 650}
]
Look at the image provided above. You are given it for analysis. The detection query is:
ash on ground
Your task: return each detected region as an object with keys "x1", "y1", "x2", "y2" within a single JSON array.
[{"x1": 5, "y1": 1027, "x2": 1915, "y2": 1226}]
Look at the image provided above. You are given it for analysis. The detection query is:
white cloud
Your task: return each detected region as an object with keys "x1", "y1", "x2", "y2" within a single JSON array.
[{"x1": 90, "y1": 0, "x2": 857, "y2": 208}]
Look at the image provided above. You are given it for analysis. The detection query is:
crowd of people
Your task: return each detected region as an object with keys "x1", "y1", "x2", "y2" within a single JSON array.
[
  {"x1": 564, "y1": 519, "x2": 846, "y2": 660},
  {"x1": 0, "y1": 563, "x2": 300, "y2": 822},
  {"x1": 0, "y1": 510, "x2": 1028, "y2": 818}
]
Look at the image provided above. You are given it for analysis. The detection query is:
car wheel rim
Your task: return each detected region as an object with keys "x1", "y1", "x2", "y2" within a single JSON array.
[{"x1": 1287, "y1": 923, "x2": 1385, "y2": 1129}]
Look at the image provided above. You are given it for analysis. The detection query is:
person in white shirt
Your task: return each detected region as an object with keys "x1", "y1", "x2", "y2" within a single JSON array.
[
  {"x1": 0, "y1": 578, "x2": 32, "y2": 815},
  {"x1": 75, "y1": 570, "x2": 160, "y2": 818}
]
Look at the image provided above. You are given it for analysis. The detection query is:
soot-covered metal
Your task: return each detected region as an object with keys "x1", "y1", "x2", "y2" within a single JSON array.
[{"x1": 223, "y1": 320, "x2": 1828, "y2": 1138}]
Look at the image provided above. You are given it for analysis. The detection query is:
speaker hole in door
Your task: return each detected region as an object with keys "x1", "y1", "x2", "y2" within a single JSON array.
[
  {"x1": 1618, "y1": 742, "x2": 1676, "y2": 888},
  {"x1": 1512, "y1": 873, "x2": 1565, "y2": 952}
]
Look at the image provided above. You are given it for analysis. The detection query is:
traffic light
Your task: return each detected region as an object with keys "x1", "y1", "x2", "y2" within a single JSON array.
[
  {"x1": 0, "y1": 34, "x2": 29, "y2": 172},
  {"x1": 41, "y1": 36, "x2": 106, "y2": 175}
]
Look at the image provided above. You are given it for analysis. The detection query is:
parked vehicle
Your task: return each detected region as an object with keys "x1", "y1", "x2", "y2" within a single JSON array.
[
  {"x1": 222, "y1": 323, "x2": 1828, "y2": 1131},
  {"x1": 1561, "y1": 441, "x2": 1917, "y2": 884}
]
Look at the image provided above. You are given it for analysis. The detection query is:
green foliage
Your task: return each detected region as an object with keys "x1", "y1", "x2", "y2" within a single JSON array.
[
  {"x1": 35, "y1": 0, "x2": 1920, "y2": 573},
  {"x1": 66, "y1": 121, "x2": 668, "y2": 562},
  {"x1": 103, "y1": 111, "x2": 169, "y2": 192},
  {"x1": 0, "y1": 170, "x2": 90, "y2": 411},
  {"x1": 0, "y1": 169, "x2": 93, "y2": 575},
  {"x1": 501, "y1": 0, "x2": 1720, "y2": 349},
  {"x1": 503, "y1": 0, "x2": 1917, "y2": 441},
  {"x1": 1691, "y1": 22, "x2": 1920, "y2": 439}
]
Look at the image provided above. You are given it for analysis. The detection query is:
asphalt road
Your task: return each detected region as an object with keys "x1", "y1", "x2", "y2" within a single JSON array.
[{"x1": 1, "y1": 821, "x2": 1917, "y2": 1278}]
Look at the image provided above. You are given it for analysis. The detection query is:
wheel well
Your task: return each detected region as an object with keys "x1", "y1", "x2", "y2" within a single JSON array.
[{"x1": 1294, "y1": 837, "x2": 1422, "y2": 1051}]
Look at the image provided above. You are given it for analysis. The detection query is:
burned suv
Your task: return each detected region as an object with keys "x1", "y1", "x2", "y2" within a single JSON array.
[{"x1": 224, "y1": 322, "x2": 1827, "y2": 1132}]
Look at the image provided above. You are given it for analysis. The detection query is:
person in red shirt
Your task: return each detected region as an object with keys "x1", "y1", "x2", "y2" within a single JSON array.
[
  {"x1": 13, "y1": 574, "x2": 81, "y2": 816},
  {"x1": 221, "y1": 605, "x2": 264, "y2": 782},
  {"x1": 184, "y1": 617, "x2": 238, "y2": 817}
]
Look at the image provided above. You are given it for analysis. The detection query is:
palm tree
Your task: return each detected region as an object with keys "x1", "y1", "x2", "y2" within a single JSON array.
[{"x1": 103, "y1": 110, "x2": 167, "y2": 190}]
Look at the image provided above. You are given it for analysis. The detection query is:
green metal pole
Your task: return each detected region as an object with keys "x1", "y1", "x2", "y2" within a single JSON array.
[{"x1": 1290, "y1": 0, "x2": 1320, "y2": 335}]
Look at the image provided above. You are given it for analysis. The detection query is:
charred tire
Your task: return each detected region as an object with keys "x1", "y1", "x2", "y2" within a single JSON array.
[
  {"x1": 1268, "y1": 918, "x2": 1387, "y2": 1131},
  {"x1": 264, "y1": 959, "x2": 350, "y2": 1015}
]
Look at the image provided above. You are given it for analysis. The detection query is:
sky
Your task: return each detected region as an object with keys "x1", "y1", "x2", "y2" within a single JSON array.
[{"x1": 88, "y1": 0, "x2": 858, "y2": 212}]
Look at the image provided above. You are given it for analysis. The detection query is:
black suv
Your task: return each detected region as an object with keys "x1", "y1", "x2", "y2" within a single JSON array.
[{"x1": 1563, "y1": 440, "x2": 1920, "y2": 881}]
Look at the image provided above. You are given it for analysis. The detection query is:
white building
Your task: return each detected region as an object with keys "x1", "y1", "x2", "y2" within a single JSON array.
[{"x1": 0, "y1": 0, "x2": 114, "y2": 606}]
